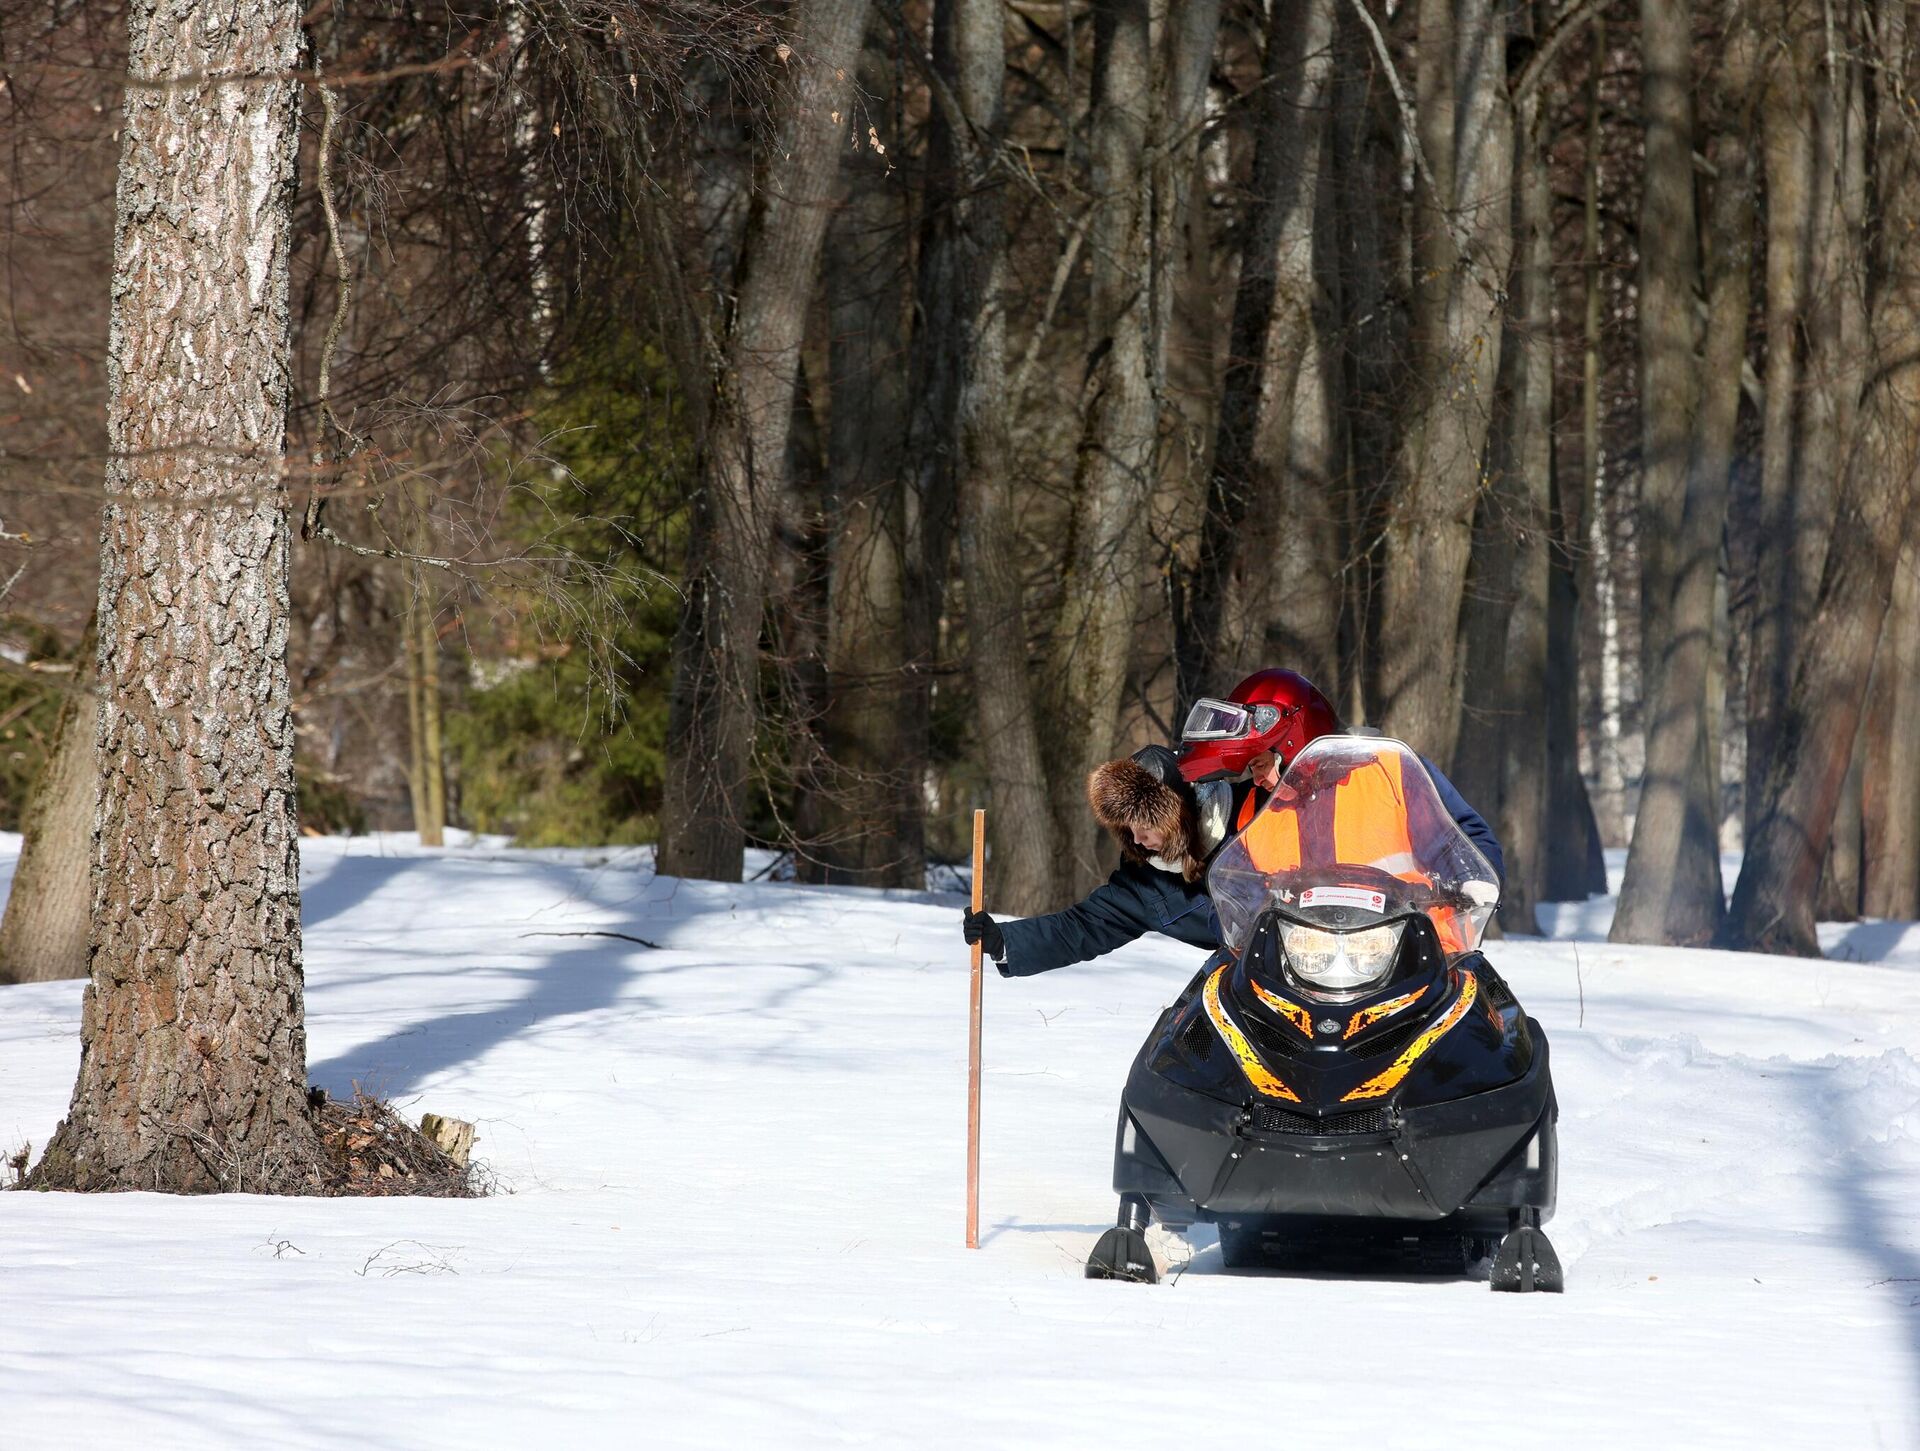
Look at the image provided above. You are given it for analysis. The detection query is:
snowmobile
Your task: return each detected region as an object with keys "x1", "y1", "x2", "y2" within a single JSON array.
[{"x1": 1085, "y1": 735, "x2": 1562, "y2": 1292}]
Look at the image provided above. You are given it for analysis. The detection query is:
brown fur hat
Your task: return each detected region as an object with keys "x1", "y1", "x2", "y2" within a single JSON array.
[{"x1": 1087, "y1": 748, "x2": 1204, "y2": 882}]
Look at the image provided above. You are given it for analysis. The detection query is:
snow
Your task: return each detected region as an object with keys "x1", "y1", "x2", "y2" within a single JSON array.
[{"x1": 4, "y1": 832, "x2": 1920, "y2": 1448}]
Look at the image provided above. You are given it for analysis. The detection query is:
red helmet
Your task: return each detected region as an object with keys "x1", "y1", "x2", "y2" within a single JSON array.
[{"x1": 1176, "y1": 669, "x2": 1339, "y2": 783}]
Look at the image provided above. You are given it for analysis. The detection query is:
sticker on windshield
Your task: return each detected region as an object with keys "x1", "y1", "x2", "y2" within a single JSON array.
[{"x1": 1299, "y1": 886, "x2": 1386, "y2": 913}]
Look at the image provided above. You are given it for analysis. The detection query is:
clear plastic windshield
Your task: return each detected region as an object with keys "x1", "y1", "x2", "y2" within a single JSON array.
[{"x1": 1208, "y1": 735, "x2": 1499, "y2": 959}]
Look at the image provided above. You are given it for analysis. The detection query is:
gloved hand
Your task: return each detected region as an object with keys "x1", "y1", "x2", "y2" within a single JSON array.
[{"x1": 962, "y1": 908, "x2": 1005, "y2": 962}]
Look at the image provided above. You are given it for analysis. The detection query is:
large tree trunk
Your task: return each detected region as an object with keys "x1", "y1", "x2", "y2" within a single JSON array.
[
  {"x1": 0, "y1": 625, "x2": 96, "y2": 985},
  {"x1": 1613, "y1": 11, "x2": 1755, "y2": 945},
  {"x1": 1176, "y1": 0, "x2": 1338, "y2": 708},
  {"x1": 1375, "y1": 0, "x2": 1511, "y2": 760},
  {"x1": 1490, "y1": 17, "x2": 1557, "y2": 936},
  {"x1": 1745, "y1": 15, "x2": 1868, "y2": 846},
  {"x1": 656, "y1": 0, "x2": 871, "y2": 883},
  {"x1": 1047, "y1": 0, "x2": 1221, "y2": 895},
  {"x1": 1632, "y1": 0, "x2": 1700, "y2": 694},
  {"x1": 1745, "y1": 2, "x2": 1814, "y2": 835},
  {"x1": 812, "y1": 21, "x2": 917, "y2": 886},
  {"x1": 938, "y1": 0, "x2": 1061, "y2": 914},
  {"x1": 1722, "y1": 0, "x2": 1919, "y2": 956},
  {"x1": 29, "y1": 0, "x2": 320, "y2": 1191},
  {"x1": 1542, "y1": 5, "x2": 1610, "y2": 903}
]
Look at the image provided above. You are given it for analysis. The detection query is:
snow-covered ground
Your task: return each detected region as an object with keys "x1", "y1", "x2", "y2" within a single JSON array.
[{"x1": 4, "y1": 832, "x2": 1920, "y2": 1449}]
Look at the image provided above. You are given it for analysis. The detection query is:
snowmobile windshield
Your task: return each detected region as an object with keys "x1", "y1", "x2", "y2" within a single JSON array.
[{"x1": 1207, "y1": 735, "x2": 1499, "y2": 960}]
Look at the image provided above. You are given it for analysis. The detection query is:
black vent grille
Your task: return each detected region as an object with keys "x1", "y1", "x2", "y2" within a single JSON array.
[
  {"x1": 1350, "y1": 1017, "x2": 1423, "y2": 1061},
  {"x1": 1242, "y1": 1011, "x2": 1312, "y2": 1061},
  {"x1": 1251, "y1": 1104, "x2": 1393, "y2": 1136},
  {"x1": 1178, "y1": 1011, "x2": 1215, "y2": 1062},
  {"x1": 1479, "y1": 966, "x2": 1518, "y2": 1009}
]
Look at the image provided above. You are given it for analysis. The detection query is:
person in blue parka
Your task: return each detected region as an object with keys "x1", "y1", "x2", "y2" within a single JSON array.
[{"x1": 961, "y1": 670, "x2": 1504, "y2": 978}]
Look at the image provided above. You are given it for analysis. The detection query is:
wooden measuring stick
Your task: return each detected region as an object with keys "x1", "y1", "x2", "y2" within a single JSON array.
[{"x1": 967, "y1": 808, "x2": 985, "y2": 1249}]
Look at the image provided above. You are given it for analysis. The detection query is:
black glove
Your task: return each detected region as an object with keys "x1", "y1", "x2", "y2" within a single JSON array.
[{"x1": 963, "y1": 908, "x2": 1006, "y2": 962}]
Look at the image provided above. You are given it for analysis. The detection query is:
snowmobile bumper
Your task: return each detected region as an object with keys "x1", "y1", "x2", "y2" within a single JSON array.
[{"x1": 1115, "y1": 1022, "x2": 1556, "y2": 1233}]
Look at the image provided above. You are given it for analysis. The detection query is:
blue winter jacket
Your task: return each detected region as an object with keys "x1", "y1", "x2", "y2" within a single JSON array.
[{"x1": 996, "y1": 757, "x2": 1502, "y2": 978}]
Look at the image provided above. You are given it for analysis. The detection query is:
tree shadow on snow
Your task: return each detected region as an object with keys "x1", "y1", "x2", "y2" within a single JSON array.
[
  {"x1": 306, "y1": 933, "x2": 836, "y2": 1098},
  {"x1": 301, "y1": 853, "x2": 424, "y2": 928}
]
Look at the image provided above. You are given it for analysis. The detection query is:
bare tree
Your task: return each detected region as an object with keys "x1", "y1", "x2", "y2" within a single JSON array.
[
  {"x1": 656, "y1": 0, "x2": 873, "y2": 882},
  {"x1": 30, "y1": 0, "x2": 321, "y2": 1191},
  {"x1": 1613, "y1": 4, "x2": 1756, "y2": 945},
  {"x1": 1176, "y1": 0, "x2": 1339, "y2": 708},
  {"x1": 1723, "y1": 0, "x2": 1920, "y2": 955},
  {"x1": 1374, "y1": 0, "x2": 1512, "y2": 761}
]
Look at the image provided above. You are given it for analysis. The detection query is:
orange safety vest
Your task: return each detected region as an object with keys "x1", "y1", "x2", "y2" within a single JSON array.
[{"x1": 1239, "y1": 752, "x2": 1472, "y2": 955}]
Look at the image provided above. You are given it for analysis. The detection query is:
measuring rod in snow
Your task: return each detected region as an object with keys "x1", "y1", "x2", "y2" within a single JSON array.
[{"x1": 967, "y1": 808, "x2": 985, "y2": 1250}]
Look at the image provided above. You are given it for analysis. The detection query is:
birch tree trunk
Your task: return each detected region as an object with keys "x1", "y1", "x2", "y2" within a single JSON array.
[
  {"x1": 30, "y1": 0, "x2": 320, "y2": 1191},
  {"x1": 657, "y1": 0, "x2": 871, "y2": 883},
  {"x1": 0, "y1": 625, "x2": 96, "y2": 985}
]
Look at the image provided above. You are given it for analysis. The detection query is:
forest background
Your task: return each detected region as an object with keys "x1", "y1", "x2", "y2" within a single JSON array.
[{"x1": 3, "y1": 0, "x2": 1916, "y2": 977}]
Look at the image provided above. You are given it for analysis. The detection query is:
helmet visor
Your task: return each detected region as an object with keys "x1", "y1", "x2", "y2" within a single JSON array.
[{"x1": 1182, "y1": 698, "x2": 1251, "y2": 741}]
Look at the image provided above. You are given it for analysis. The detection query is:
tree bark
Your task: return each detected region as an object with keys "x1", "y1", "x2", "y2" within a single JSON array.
[
  {"x1": 1047, "y1": 0, "x2": 1220, "y2": 895},
  {"x1": 1745, "y1": 2, "x2": 1814, "y2": 835},
  {"x1": 406, "y1": 549, "x2": 445, "y2": 848},
  {"x1": 1543, "y1": 5, "x2": 1609, "y2": 903},
  {"x1": 0, "y1": 623, "x2": 96, "y2": 985},
  {"x1": 1177, "y1": 0, "x2": 1337, "y2": 709},
  {"x1": 1633, "y1": 0, "x2": 1700, "y2": 694},
  {"x1": 1375, "y1": 0, "x2": 1511, "y2": 760},
  {"x1": 1722, "y1": 0, "x2": 1920, "y2": 955},
  {"x1": 1816, "y1": 720, "x2": 1865, "y2": 920},
  {"x1": 657, "y1": 0, "x2": 872, "y2": 883},
  {"x1": 29, "y1": 0, "x2": 321, "y2": 1191},
  {"x1": 1491, "y1": 15, "x2": 1556, "y2": 935},
  {"x1": 934, "y1": 0, "x2": 1062, "y2": 914},
  {"x1": 1864, "y1": 538, "x2": 1920, "y2": 918},
  {"x1": 813, "y1": 20, "x2": 917, "y2": 886},
  {"x1": 1613, "y1": 11, "x2": 1755, "y2": 945}
]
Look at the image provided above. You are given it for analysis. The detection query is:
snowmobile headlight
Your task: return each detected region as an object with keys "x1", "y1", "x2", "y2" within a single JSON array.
[{"x1": 1280, "y1": 922, "x2": 1405, "y2": 997}]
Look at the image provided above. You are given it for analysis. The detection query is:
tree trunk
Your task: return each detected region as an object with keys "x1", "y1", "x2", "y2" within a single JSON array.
[
  {"x1": 1722, "y1": 0, "x2": 1919, "y2": 955},
  {"x1": 1492, "y1": 19, "x2": 1556, "y2": 936},
  {"x1": 1863, "y1": 538, "x2": 1920, "y2": 918},
  {"x1": 1633, "y1": 0, "x2": 1700, "y2": 693},
  {"x1": 1613, "y1": 12, "x2": 1755, "y2": 945},
  {"x1": 813, "y1": 28, "x2": 916, "y2": 886},
  {"x1": 937, "y1": 0, "x2": 1062, "y2": 914},
  {"x1": 1817, "y1": 720, "x2": 1865, "y2": 920},
  {"x1": 406, "y1": 551, "x2": 446, "y2": 848},
  {"x1": 1745, "y1": 3, "x2": 1814, "y2": 835},
  {"x1": 29, "y1": 0, "x2": 320, "y2": 1191},
  {"x1": 1047, "y1": 0, "x2": 1220, "y2": 895},
  {"x1": 1375, "y1": 0, "x2": 1511, "y2": 760},
  {"x1": 0, "y1": 623, "x2": 96, "y2": 985},
  {"x1": 1177, "y1": 0, "x2": 1337, "y2": 708},
  {"x1": 1543, "y1": 6, "x2": 1609, "y2": 903},
  {"x1": 657, "y1": 0, "x2": 872, "y2": 883}
]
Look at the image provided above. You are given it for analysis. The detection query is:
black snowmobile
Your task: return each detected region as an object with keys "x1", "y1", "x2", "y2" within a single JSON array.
[{"x1": 1086, "y1": 735, "x2": 1562, "y2": 1292}]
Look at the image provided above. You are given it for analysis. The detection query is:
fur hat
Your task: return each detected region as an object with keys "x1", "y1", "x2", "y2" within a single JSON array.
[{"x1": 1087, "y1": 747, "x2": 1204, "y2": 882}]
